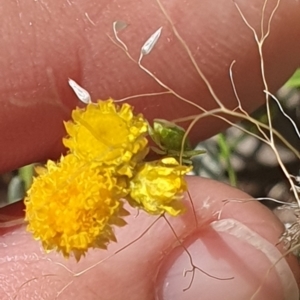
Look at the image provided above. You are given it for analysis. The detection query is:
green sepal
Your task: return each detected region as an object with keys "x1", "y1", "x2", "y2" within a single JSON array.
[
  {"x1": 148, "y1": 119, "x2": 205, "y2": 165},
  {"x1": 152, "y1": 119, "x2": 192, "y2": 151}
]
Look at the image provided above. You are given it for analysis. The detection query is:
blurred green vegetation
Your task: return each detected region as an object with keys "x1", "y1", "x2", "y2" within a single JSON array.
[{"x1": 285, "y1": 68, "x2": 300, "y2": 88}]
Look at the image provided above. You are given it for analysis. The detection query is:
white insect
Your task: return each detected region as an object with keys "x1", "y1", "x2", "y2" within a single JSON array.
[{"x1": 68, "y1": 78, "x2": 91, "y2": 104}]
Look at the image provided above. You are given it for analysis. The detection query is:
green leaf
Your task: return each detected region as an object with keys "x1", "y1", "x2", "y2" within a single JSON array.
[
  {"x1": 18, "y1": 164, "x2": 35, "y2": 190},
  {"x1": 285, "y1": 69, "x2": 300, "y2": 88}
]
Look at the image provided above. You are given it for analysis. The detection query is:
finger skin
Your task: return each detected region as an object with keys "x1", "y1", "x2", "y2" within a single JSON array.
[
  {"x1": 1, "y1": 0, "x2": 300, "y2": 297},
  {"x1": 0, "y1": 0, "x2": 300, "y2": 172},
  {"x1": 0, "y1": 177, "x2": 299, "y2": 299}
]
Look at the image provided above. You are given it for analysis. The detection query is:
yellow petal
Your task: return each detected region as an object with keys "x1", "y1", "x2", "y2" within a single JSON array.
[{"x1": 129, "y1": 159, "x2": 192, "y2": 216}]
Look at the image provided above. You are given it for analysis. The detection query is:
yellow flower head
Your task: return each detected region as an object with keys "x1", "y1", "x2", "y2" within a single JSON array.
[
  {"x1": 63, "y1": 99, "x2": 149, "y2": 177},
  {"x1": 25, "y1": 154, "x2": 128, "y2": 261},
  {"x1": 128, "y1": 157, "x2": 192, "y2": 216}
]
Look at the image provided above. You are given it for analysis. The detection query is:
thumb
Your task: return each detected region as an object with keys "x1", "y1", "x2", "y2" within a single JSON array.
[
  {"x1": 0, "y1": 177, "x2": 299, "y2": 299},
  {"x1": 156, "y1": 177, "x2": 300, "y2": 300}
]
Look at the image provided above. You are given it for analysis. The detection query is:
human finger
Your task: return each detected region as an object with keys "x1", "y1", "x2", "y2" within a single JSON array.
[
  {"x1": 0, "y1": 177, "x2": 299, "y2": 299},
  {"x1": 0, "y1": 0, "x2": 299, "y2": 172}
]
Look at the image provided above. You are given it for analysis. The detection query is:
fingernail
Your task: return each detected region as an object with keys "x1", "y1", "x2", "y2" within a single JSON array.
[{"x1": 155, "y1": 219, "x2": 299, "y2": 300}]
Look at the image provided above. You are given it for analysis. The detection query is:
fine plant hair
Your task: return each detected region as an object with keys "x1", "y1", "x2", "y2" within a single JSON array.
[
  {"x1": 109, "y1": 0, "x2": 300, "y2": 298},
  {"x1": 13, "y1": 0, "x2": 300, "y2": 298},
  {"x1": 111, "y1": 0, "x2": 300, "y2": 204}
]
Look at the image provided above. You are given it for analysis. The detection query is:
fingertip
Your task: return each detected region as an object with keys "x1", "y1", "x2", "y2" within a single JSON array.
[{"x1": 155, "y1": 219, "x2": 299, "y2": 300}]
